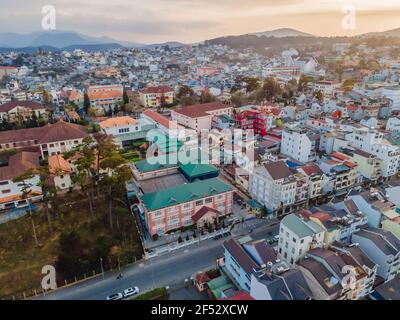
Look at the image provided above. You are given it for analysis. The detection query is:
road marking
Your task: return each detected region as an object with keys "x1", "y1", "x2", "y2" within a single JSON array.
[
  {"x1": 139, "y1": 263, "x2": 144, "y2": 267},
  {"x1": 184, "y1": 249, "x2": 189, "y2": 253}
]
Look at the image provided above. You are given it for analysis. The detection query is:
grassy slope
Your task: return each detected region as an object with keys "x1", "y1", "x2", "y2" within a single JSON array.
[{"x1": 0, "y1": 192, "x2": 143, "y2": 298}]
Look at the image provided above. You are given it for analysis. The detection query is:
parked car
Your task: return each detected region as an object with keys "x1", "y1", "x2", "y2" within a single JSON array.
[
  {"x1": 273, "y1": 235, "x2": 279, "y2": 242},
  {"x1": 106, "y1": 293, "x2": 123, "y2": 300},
  {"x1": 123, "y1": 287, "x2": 139, "y2": 298}
]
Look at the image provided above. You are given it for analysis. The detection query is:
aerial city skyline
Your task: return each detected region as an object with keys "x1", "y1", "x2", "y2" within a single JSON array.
[{"x1": 0, "y1": 0, "x2": 399, "y2": 307}]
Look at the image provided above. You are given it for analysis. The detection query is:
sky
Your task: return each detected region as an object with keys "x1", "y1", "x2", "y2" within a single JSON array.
[{"x1": 1, "y1": 0, "x2": 400, "y2": 44}]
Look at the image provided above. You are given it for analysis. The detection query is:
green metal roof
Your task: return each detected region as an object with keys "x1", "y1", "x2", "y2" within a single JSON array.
[
  {"x1": 207, "y1": 275, "x2": 233, "y2": 300},
  {"x1": 281, "y1": 214, "x2": 324, "y2": 238},
  {"x1": 246, "y1": 199, "x2": 264, "y2": 209},
  {"x1": 179, "y1": 163, "x2": 219, "y2": 178},
  {"x1": 115, "y1": 131, "x2": 148, "y2": 142},
  {"x1": 135, "y1": 158, "x2": 178, "y2": 173},
  {"x1": 140, "y1": 178, "x2": 233, "y2": 211},
  {"x1": 156, "y1": 139, "x2": 183, "y2": 153}
]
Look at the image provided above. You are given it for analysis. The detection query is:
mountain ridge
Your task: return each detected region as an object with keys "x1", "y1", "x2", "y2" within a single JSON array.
[{"x1": 248, "y1": 28, "x2": 315, "y2": 38}]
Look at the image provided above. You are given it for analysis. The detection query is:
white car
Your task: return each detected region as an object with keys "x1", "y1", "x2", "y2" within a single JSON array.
[
  {"x1": 123, "y1": 287, "x2": 139, "y2": 298},
  {"x1": 106, "y1": 293, "x2": 123, "y2": 301},
  {"x1": 273, "y1": 235, "x2": 280, "y2": 242}
]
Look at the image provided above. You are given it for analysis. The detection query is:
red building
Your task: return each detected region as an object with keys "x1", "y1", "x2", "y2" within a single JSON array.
[{"x1": 235, "y1": 110, "x2": 275, "y2": 137}]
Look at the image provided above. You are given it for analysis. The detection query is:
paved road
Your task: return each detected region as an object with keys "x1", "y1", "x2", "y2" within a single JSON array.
[{"x1": 38, "y1": 220, "x2": 279, "y2": 300}]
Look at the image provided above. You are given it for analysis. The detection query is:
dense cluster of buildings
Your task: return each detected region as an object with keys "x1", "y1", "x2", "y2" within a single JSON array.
[{"x1": 0, "y1": 39, "x2": 399, "y2": 300}]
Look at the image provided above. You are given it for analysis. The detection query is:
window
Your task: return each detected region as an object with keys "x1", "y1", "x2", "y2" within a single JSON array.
[
  {"x1": 153, "y1": 211, "x2": 163, "y2": 217},
  {"x1": 0, "y1": 181, "x2": 8, "y2": 186},
  {"x1": 205, "y1": 198, "x2": 213, "y2": 204},
  {"x1": 2, "y1": 189, "x2": 11, "y2": 194},
  {"x1": 195, "y1": 200, "x2": 203, "y2": 206}
]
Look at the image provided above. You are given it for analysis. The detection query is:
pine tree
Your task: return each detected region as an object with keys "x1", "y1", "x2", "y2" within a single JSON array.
[{"x1": 83, "y1": 93, "x2": 91, "y2": 113}]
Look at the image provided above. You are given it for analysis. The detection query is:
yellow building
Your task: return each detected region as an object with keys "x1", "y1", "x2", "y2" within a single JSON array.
[
  {"x1": 309, "y1": 213, "x2": 341, "y2": 248},
  {"x1": 139, "y1": 86, "x2": 174, "y2": 108},
  {"x1": 340, "y1": 148, "x2": 382, "y2": 183}
]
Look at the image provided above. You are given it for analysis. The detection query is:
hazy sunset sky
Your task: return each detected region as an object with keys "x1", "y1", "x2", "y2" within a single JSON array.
[{"x1": 1, "y1": 0, "x2": 400, "y2": 43}]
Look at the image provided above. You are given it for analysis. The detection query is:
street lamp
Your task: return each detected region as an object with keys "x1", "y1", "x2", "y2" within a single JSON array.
[{"x1": 100, "y1": 257, "x2": 105, "y2": 280}]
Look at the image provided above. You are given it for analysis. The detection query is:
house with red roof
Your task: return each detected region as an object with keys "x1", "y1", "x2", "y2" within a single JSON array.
[
  {"x1": 171, "y1": 102, "x2": 232, "y2": 132},
  {"x1": 0, "y1": 66, "x2": 17, "y2": 79},
  {"x1": 0, "y1": 120, "x2": 89, "y2": 158},
  {"x1": 48, "y1": 154, "x2": 72, "y2": 190},
  {"x1": 0, "y1": 100, "x2": 48, "y2": 123},
  {"x1": 139, "y1": 86, "x2": 174, "y2": 108},
  {"x1": 0, "y1": 151, "x2": 42, "y2": 210}
]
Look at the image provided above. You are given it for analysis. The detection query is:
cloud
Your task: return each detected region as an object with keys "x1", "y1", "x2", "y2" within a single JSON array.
[{"x1": 0, "y1": 0, "x2": 400, "y2": 43}]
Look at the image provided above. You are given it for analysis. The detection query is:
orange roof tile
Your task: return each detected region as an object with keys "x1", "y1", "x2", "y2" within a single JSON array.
[
  {"x1": 48, "y1": 155, "x2": 71, "y2": 174},
  {"x1": 88, "y1": 90, "x2": 122, "y2": 100},
  {"x1": 143, "y1": 110, "x2": 175, "y2": 129},
  {"x1": 99, "y1": 116, "x2": 137, "y2": 129}
]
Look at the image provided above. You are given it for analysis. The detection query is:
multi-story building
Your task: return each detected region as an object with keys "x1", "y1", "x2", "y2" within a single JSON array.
[
  {"x1": 0, "y1": 100, "x2": 47, "y2": 122},
  {"x1": 87, "y1": 85, "x2": 124, "y2": 112},
  {"x1": 351, "y1": 227, "x2": 400, "y2": 282},
  {"x1": 250, "y1": 264, "x2": 313, "y2": 300},
  {"x1": 99, "y1": 116, "x2": 140, "y2": 136},
  {"x1": 139, "y1": 178, "x2": 234, "y2": 236},
  {"x1": 319, "y1": 159, "x2": 359, "y2": 195},
  {"x1": 223, "y1": 237, "x2": 276, "y2": 292},
  {"x1": 99, "y1": 116, "x2": 155, "y2": 148},
  {"x1": 234, "y1": 110, "x2": 275, "y2": 137},
  {"x1": 347, "y1": 190, "x2": 398, "y2": 229},
  {"x1": 249, "y1": 161, "x2": 297, "y2": 214},
  {"x1": 277, "y1": 213, "x2": 325, "y2": 266},
  {"x1": 382, "y1": 86, "x2": 400, "y2": 111},
  {"x1": 0, "y1": 120, "x2": 89, "y2": 158},
  {"x1": 298, "y1": 247, "x2": 371, "y2": 300},
  {"x1": 171, "y1": 102, "x2": 232, "y2": 132},
  {"x1": 345, "y1": 128, "x2": 400, "y2": 179},
  {"x1": 331, "y1": 242, "x2": 378, "y2": 298},
  {"x1": 313, "y1": 80, "x2": 341, "y2": 96},
  {"x1": 0, "y1": 66, "x2": 17, "y2": 79},
  {"x1": 297, "y1": 164, "x2": 325, "y2": 200},
  {"x1": 0, "y1": 151, "x2": 42, "y2": 210},
  {"x1": 293, "y1": 172, "x2": 309, "y2": 206},
  {"x1": 386, "y1": 117, "x2": 400, "y2": 133},
  {"x1": 139, "y1": 86, "x2": 174, "y2": 108},
  {"x1": 339, "y1": 148, "x2": 383, "y2": 183},
  {"x1": 281, "y1": 127, "x2": 319, "y2": 163},
  {"x1": 331, "y1": 199, "x2": 369, "y2": 242}
]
